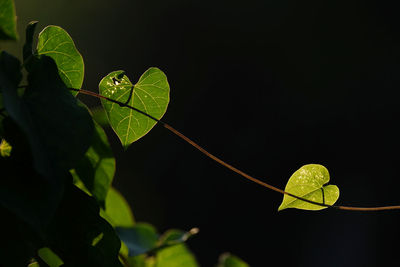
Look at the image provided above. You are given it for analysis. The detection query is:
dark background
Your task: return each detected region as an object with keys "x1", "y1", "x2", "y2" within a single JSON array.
[{"x1": 4, "y1": 1, "x2": 400, "y2": 266}]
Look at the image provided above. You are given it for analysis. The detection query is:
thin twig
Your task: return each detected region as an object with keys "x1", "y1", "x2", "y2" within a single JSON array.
[{"x1": 72, "y1": 88, "x2": 400, "y2": 212}]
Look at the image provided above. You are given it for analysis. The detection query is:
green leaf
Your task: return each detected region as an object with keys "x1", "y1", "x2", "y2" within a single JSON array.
[
  {"x1": 0, "y1": 117, "x2": 65, "y2": 234},
  {"x1": 124, "y1": 244, "x2": 198, "y2": 267},
  {"x1": 155, "y1": 244, "x2": 198, "y2": 267},
  {"x1": 0, "y1": 206, "x2": 43, "y2": 267},
  {"x1": 0, "y1": 50, "x2": 22, "y2": 85},
  {"x1": 72, "y1": 121, "x2": 115, "y2": 208},
  {"x1": 0, "y1": 53, "x2": 69, "y2": 232},
  {"x1": 0, "y1": 0, "x2": 18, "y2": 40},
  {"x1": 158, "y1": 228, "x2": 199, "y2": 248},
  {"x1": 1, "y1": 53, "x2": 93, "y2": 178},
  {"x1": 117, "y1": 224, "x2": 198, "y2": 260},
  {"x1": 217, "y1": 253, "x2": 249, "y2": 267},
  {"x1": 116, "y1": 223, "x2": 159, "y2": 256},
  {"x1": 100, "y1": 187, "x2": 135, "y2": 228},
  {"x1": 38, "y1": 247, "x2": 63, "y2": 267},
  {"x1": 91, "y1": 106, "x2": 110, "y2": 127},
  {"x1": 99, "y1": 68, "x2": 170, "y2": 148},
  {"x1": 36, "y1": 25, "x2": 84, "y2": 96},
  {"x1": 0, "y1": 137, "x2": 12, "y2": 157},
  {"x1": 278, "y1": 164, "x2": 340, "y2": 211},
  {"x1": 23, "y1": 21, "x2": 39, "y2": 64},
  {"x1": 126, "y1": 255, "x2": 156, "y2": 267},
  {"x1": 46, "y1": 184, "x2": 122, "y2": 267}
]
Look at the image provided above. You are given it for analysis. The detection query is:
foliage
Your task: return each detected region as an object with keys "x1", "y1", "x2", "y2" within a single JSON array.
[
  {"x1": 278, "y1": 164, "x2": 339, "y2": 211},
  {"x1": 0, "y1": 1, "x2": 251, "y2": 265},
  {"x1": 1, "y1": 0, "x2": 350, "y2": 265},
  {"x1": 0, "y1": 0, "x2": 17, "y2": 40},
  {"x1": 99, "y1": 69, "x2": 170, "y2": 148}
]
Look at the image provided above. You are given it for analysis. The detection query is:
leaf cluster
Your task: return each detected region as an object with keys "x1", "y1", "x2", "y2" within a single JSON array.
[{"x1": 0, "y1": 1, "x2": 251, "y2": 266}]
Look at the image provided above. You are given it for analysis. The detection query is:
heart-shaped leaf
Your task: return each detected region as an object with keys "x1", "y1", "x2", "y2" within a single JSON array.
[
  {"x1": 278, "y1": 164, "x2": 339, "y2": 211},
  {"x1": 36, "y1": 25, "x2": 84, "y2": 95},
  {"x1": 99, "y1": 68, "x2": 170, "y2": 148}
]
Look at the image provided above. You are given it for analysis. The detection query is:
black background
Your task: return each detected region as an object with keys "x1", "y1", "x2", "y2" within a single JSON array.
[{"x1": 4, "y1": 1, "x2": 400, "y2": 266}]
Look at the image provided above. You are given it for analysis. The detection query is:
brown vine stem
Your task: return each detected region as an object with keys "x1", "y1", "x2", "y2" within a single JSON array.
[{"x1": 71, "y1": 88, "x2": 400, "y2": 212}]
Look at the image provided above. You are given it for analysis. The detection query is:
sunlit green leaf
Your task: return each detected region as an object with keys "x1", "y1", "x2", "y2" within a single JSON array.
[
  {"x1": 100, "y1": 187, "x2": 135, "y2": 228},
  {"x1": 0, "y1": 50, "x2": 21, "y2": 86},
  {"x1": 0, "y1": 0, "x2": 18, "y2": 40},
  {"x1": 99, "y1": 68, "x2": 170, "y2": 148},
  {"x1": 37, "y1": 25, "x2": 84, "y2": 96},
  {"x1": 0, "y1": 138, "x2": 12, "y2": 157},
  {"x1": 156, "y1": 244, "x2": 198, "y2": 267},
  {"x1": 38, "y1": 247, "x2": 63, "y2": 267},
  {"x1": 278, "y1": 164, "x2": 340, "y2": 211},
  {"x1": 73, "y1": 121, "x2": 115, "y2": 208},
  {"x1": 217, "y1": 253, "x2": 249, "y2": 267}
]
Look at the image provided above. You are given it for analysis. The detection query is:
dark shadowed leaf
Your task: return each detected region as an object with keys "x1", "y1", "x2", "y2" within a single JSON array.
[
  {"x1": 0, "y1": 53, "x2": 66, "y2": 232},
  {"x1": 0, "y1": 117, "x2": 65, "y2": 234},
  {"x1": 46, "y1": 184, "x2": 122, "y2": 267},
  {"x1": 0, "y1": 0, "x2": 18, "y2": 40},
  {"x1": 99, "y1": 68, "x2": 169, "y2": 148},
  {"x1": 1, "y1": 53, "x2": 93, "y2": 178},
  {"x1": 0, "y1": 206, "x2": 44, "y2": 267},
  {"x1": 116, "y1": 223, "x2": 158, "y2": 256},
  {"x1": 73, "y1": 121, "x2": 115, "y2": 208},
  {"x1": 23, "y1": 21, "x2": 39, "y2": 64},
  {"x1": 37, "y1": 25, "x2": 84, "y2": 96},
  {"x1": 0, "y1": 51, "x2": 21, "y2": 85}
]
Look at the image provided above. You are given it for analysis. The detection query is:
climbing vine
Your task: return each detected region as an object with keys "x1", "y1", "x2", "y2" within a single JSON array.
[{"x1": 1, "y1": 0, "x2": 399, "y2": 266}]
